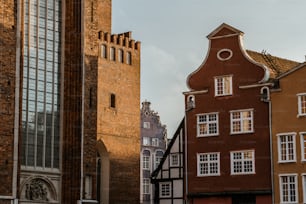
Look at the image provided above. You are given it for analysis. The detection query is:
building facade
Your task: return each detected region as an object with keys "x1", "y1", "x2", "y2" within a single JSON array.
[
  {"x1": 0, "y1": 0, "x2": 140, "y2": 203},
  {"x1": 271, "y1": 63, "x2": 306, "y2": 204},
  {"x1": 140, "y1": 101, "x2": 167, "y2": 204},
  {"x1": 184, "y1": 23, "x2": 275, "y2": 204},
  {"x1": 151, "y1": 119, "x2": 185, "y2": 204}
]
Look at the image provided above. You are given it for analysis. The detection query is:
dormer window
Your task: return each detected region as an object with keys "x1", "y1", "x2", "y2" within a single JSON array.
[{"x1": 214, "y1": 75, "x2": 232, "y2": 96}]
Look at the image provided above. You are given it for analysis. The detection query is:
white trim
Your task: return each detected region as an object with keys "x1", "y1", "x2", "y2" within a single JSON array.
[
  {"x1": 196, "y1": 112, "x2": 219, "y2": 137},
  {"x1": 239, "y1": 83, "x2": 274, "y2": 89},
  {"x1": 214, "y1": 75, "x2": 233, "y2": 97},
  {"x1": 297, "y1": 93, "x2": 306, "y2": 117},
  {"x1": 183, "y1": 89, "x2": 208, "y2": 95},
  {"x1": 217, "y1": 48, "x2": 233, "y2": 61},
  {"x1": 300, "y1": 132, "x2": 306, "y2": 162},
  {"x1": 277, "y1": 133, "x2": 297, "y2": 163},
  {"x1": 279, "y1": 173, "x2": 298, "y2": 204},
  {"x1": 230, "y1": 109, "x2": 254, "y2": 135},
  {"x1": 230, "y1": 150, "x2": 255, "y2": 175},
  {"x1": 197, "y1": 152, "x2": 220, "y2": 177},
  {"x1": 159, "y1": 182, "x2": 171, "y2": 198},
  {"x1": 302, "y1": 174, "x2": 306, "y2": 203}
]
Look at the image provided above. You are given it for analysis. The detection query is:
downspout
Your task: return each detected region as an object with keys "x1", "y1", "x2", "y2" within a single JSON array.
[
  {"x1": 268, "y1": 95, "x2": 274, "y2": 204},
  {"x1": 13, "y1": 0, "x2": 21, "y2": 203},
  {"x1": 184, "y1": 113, "x2": 188, "y2": 204}
]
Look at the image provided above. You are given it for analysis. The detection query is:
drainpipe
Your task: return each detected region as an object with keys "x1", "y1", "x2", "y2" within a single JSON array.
[{"x1": 268, "y1": 98, "x2": 275, "y2": 204}]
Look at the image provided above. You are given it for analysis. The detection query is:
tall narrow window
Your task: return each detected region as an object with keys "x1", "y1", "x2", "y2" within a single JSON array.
[
  {"x1": 154, "y1": 150, "x2": 163, "y2": 169},
  {"x1": 301, "y1": 133, "x2": 306, "y2": 161},
  {"x1": 118, "y1": 49, "x2": 124, "y2": 63},
  {"x1": 230, "y1": 150, "x2": 255, "y2": 175},
  {"x1": 126, "y1": 51, "x2": 132, "y2": 65},
  {"x1": 110, "y1": 47, "x2": 115, "y2": 61},
  {"x1": 303, "y1": 175, "x2": 306, "y2": 203},
  {"x1": 101, "y1": 44, "x2": 107, "y2": 58},
  {"x1": 197, "y1": 112, "x2": 219, "y2": 137},
  {"x1": 279, "y1": 174, "x2": 297, "y2": 203},
  {"x1": 85, "y1": 175, "x2": 93, "y2": 199},
  {"x1": 298, "y1": 93, "x2": 306, "y2": 116},
  {"x1": 197, "y1": 152, "x2": 220, "y2": 176},
  {"x1": 143, "y1": 155, "x2": 150, "y2": 170},
  {"x1": 143, "y1": 178, "x2": 150, "y2": 194},
  {"x1": 230, "y1": 109, "x2": 253, "y2": 134},
  {"x1": 277, "y1": 133, "x2": 296, "y2": 163},
  {"x1": 110, "y1": 93, "x2": 116, "y2": 108},
  {"x1": 214, "y1": 75, "x2": 232, "y2": 96}
]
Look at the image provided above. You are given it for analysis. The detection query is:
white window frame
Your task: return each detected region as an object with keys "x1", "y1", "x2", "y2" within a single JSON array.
[
  {"x1": 170, "y1": 153, "x2": 179, "y2": 167},
  {"x1": 160, "y1": 182, "x2": 171, "y2": 198},
  {"x1": 230, "y1": 150, "x2": 255, "y2": 175},
  {"x1": 197, "y1": 152, "x2": 220, "y2": 177},
  {"x1": 298, "y1": 93, "x2": 306, "y2": 117},
  {"x1": 197, "y1": 112, "x2": 219, "y2": 137},
  {"x1": 154, "y1": 152, "x2": 163, "y2": 169},
  {"x1": 300, "y1": 132, "x2": 306, "y2": 162},
  {"x1": 214, "y1": 75, "x2": 233, "y2": 96},
  {"x1": 143, "y1": 122, "x2": 150, "y2": 129},
  {"x1": 142, "y1": 155, "x2": 150, "y2": 170},
  {"x1": 143, "y1": 137, "x2": 150, "y2": 146},
  {"x1": 152, "y1": 138, "x2": 159, "y2": 147},
  {"x1": 277, "y1": 133, "x2": 296, "y2": 163},
  {"x1": 230, "y1": 109, "x2": 254, "y2": 134},
  {"x1": 303, "y1": 174, "x2": 306, "y2": 203},
  {"x1": 279, "y1": 174, "x2": 298, "y2": 203},
  {"x1": 143, "y1": 178, "x2": 150, "y2": 195}
]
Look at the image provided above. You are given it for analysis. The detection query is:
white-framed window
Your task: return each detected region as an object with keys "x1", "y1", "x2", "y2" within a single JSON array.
[
  {"x1": 279, "y1": 174, "x2": 298, "y2": 203},
  {"x1": 154, "y1": 151, "x2": 163, "y2": 169},
  {"x1": 160, "y1": 182, "x2": 171, "y2": 198},
  {"x1": 197, "y1": 112, "x2": 219, "y2": 137},
  {"x1": 230, "y1": 109, "x2": 254, "y2": 134},
  {"x1": 303, "y1": 174, "x2": 306, "y2": 203},
  {"x1": 298, "y1": 93, "x2": 306, "y2": 116},
  {"x1": 214, "y1": 75, "x2": 232, "y2": 96},
  {"x1": 300, "y1": 132, "x2": 306, "y2": 161},
  {"x1": 142, "y1": 155, "x2": 150, "y2": 170},
  {"x1": 197, "y1": 152, "x2": 220, "y2": 176},
  {"x1": 143, "y1": 178, "x2": 150, "y2": 195},
  {"x1": 143, "y1": 122, "x2": 150, "y2": 129},
  {"x1": 170, "y1": 154, "x2": 179, "y2": 167},
  {"x1": 277, "y1": 133, "x2": 296, "y2": 163},
  {"x1": 143, "y1": 137, "x2": 150, "y2": 146},
  {"x1": 152, "y1": 138, "x2": 159, "y2": 147},
  {"x1": 230, "y1": 150, "x2": 255, "y2": 175}
]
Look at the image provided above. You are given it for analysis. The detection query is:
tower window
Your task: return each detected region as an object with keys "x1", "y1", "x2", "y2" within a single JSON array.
[
  {"x1": 110, "y1": 47, "x2": 115, "y2": 61},
  {"x1": 126, "y1": 51, "x2": 132, "y2": 65},
  {"x1": 110, "y1": 93, "x2": 116, "y2": 108},
  {"x1": 118, "y1": 49, "x2": 124, "y2": 63},
  {"x1": 101, "y1": 45, "x2": 107, "y2": 59}
]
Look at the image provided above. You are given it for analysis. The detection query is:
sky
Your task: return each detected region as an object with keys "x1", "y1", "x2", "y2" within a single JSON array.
[{"x1": 112, "y1": 0, "x2": 306, "y2": 137}]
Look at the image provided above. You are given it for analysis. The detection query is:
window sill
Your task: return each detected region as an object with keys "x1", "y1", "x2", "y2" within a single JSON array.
[{"x1": 230, "y1": 131, "x2": 254, "y2": 135}]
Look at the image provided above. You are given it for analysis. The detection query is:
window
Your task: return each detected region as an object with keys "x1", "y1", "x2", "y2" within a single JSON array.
[
  {"x1": 110, "y1": 47, "x2": 115, "y2": 61},
  {"x1": 143, "y1": 178, "x2": 150, "y2": 194},
  {"x1": 301, "y1": 133, "x2": 306, "y2": 161},
  {"x1": 298, "y1": 93, "x2": 306, "y2": 116},
  {"x1": 152, "y1": 138, "x2": 159, "y2": 147},
  {"x1": 154, "y1": 153, "x2": 163, "y2": 169},
  {"x1": 110, "y1": 93, "x2": 116, "y2": 108},
  {"x1": 277, "y1": 133, "x2": 296, "y2": 163},
  {"x1": 160, "y1": 182, "x2": 171, "y2": 198},
  {"x1": 143, "y1": 137, "x2": 150, "y2": 146},
  {"x1": 230, "y1": 109, "x2": 253, "y2": 134},
  {"x1": 303, "y1": 175, "x2": 306, "y2": 203},
  {"x1": 118, "y1": 49, "x2": 124, "y2": 63},
  {"x1": 101, "y1": 44, "x2": 107, "y2": 58},
  {"x1": 279, "y1": 174, "x2": 297, "y2": 203},
  {"x1": 214, "y1": 75, "x2": 232, "y2": 96},
  {"x1": 126, "y1": 51, "x2": 132, "y2": 65},
  {"x1": 84, "y1": 175, "x2": 92, "y2": 199},
  {"x1": 143, "y1": 155, "x2": 150, "y2": 170},
  {"x1": 197, "y1": 113, "x2": 219, "y2": 137},
  {"x1": 230, "y1": 150, "x2": 255, "y2": 175},
  {"x1": 143, "y1": 122, "x2": 150, "y2": 129},
  {"x1": 170, "y1": 154, "x2": 179, "y2": 167},
  {"x1": 197, "y1": 152, "x2": 220, "y2": 176}
]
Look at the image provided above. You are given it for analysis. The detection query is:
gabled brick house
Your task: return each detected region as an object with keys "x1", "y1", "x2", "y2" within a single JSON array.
[{"x1": 183, "y1": 23, "x2": 276, "y2": 204}]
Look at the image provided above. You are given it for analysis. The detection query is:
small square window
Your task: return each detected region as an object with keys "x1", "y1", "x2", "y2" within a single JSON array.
[
  {"x1": 143, "y1": 122, "x2": 150, "y2": 129},
  {"x1": 160, "y1": 182, "x2": 171, "y2": 198},
  {"x1": 152, "y1": 138, "x2": 159, "y2": 146},
  {"x1": 170, "y1": 154, "x2": 179, "y2": 167},
  {"x1": 143, "y1": 137, "x2": 150, "y2": 146}
]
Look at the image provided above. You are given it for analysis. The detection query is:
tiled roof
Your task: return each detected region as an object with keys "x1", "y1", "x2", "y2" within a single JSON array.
[{"x1": 246, "y1": 50, "x2": 300, "y2": 79}]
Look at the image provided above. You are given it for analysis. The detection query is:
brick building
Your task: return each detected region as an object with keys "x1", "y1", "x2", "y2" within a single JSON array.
[{"x1": 0, "y1": 0, "x2": 140, "y2": 203}]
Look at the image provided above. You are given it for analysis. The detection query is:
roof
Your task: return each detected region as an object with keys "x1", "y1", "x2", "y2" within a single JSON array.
[{"x1": 246, "y1": 50, "x2": 300, "y2": 79}]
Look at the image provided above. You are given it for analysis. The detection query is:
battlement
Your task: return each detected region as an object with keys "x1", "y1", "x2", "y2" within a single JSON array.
[{"x1": 98, "y1": 31, "x2": 141, "y2": 51}]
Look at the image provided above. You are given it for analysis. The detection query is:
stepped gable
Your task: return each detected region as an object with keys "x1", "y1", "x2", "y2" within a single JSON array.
[
  {"x1": 98, "y1": 31, "x2": 141, "y2": 50},
  {"x1": 246, "y1": 50, "x2": 300, "y2": 79}
]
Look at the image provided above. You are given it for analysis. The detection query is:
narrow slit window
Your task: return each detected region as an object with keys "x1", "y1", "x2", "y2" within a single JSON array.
[{"x1": 110, "y1": 93, "x2": 116, "y2": 108}]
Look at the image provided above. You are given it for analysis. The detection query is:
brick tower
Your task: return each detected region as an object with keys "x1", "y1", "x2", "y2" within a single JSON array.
[{"x1": 0, "y1": 0, "x2": 140, "y2": 203}]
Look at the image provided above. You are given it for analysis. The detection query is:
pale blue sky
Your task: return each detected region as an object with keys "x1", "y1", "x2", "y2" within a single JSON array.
[{"x1": 112, "y1": 0, "x2": 306, "y2": 137}]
